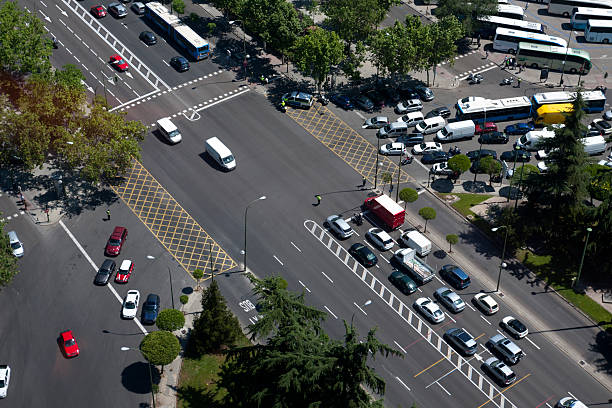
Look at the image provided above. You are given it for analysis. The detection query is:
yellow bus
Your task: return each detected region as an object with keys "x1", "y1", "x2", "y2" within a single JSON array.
[{"x1": 535, "y1": 103, "x2": 574, "y2": 125}]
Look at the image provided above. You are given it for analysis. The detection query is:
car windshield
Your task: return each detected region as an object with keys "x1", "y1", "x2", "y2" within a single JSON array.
[
  {"x1": 125, "y1": 301, "x2": 135, "y2": 309},
  {"x1": 453, "y1": 298, "x2": 463, "y2": 306},
  {"x1": 509, "y1": 319, "x2": 526, "y2": 332},
  {"x1": 366, "y1": 252, "x2": 376, "y2": 261},
  {"x1": 109, "y1": 239, "x2": 121, "y2": 246},
  {"x1": 434, "y1": 310, "x2": 443, "y2": 317},
  {"x1": 0, "y1": 380, "x2": 4, "y2": 387},
  {"x1": 10, "y1": 242, "x2": 20, "y2": 249},
  {"x1": 222, "y1": 155, "x2": 234, "y2": 164},
  {"x1": 65, "y1": 338, "x2": 76, "y2": 347}
]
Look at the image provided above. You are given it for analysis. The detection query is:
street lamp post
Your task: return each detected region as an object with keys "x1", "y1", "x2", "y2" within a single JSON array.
[
  {"x1": 574, "y1": 227, "x2": 592, "y2": 289},
  {"x1": 244, "y1": 196, "x2": 267, "y2": 272},
  {"x1": 514, "y1": 162, "x2": 526, "y2": 210},
  {"x1": 559, "y1": 29, "x2": 574, "y2": 87},
  {"x1": 492, "y1": 226, "x2": 509, "y2": 292},
  {"x1": 121, "y1": 347, "x2": 156, "y2": 408},
  {"x1": 507, "y1": 145, "x2": 520, "y2": 202},
  {"x1": 472, "y1": 109, "x2": 486, "y2": 191},
  {"x1": 229, "y1": 20, "x2": 247, "y2": 82},
  {"x1": 395, "y1": 149, "x2": 402, "y2": 201},
  {"x1": 375, "y1": 136, "x2": 380, "y2": 189}
]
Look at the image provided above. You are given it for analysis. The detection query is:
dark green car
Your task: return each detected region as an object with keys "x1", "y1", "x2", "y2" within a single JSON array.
[{"x1": 388, "y1": 270, "x2": 417, "y2": 295}]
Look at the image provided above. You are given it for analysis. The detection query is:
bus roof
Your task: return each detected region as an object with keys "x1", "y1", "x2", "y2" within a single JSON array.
[
  {"x1": 532, "y1": 90, "x2": 605, "y2": 105},
  {"x1": 495, "y1": 27, "x2": 566, "y2": 45},
  {"x1": 480, "y1": 16, "x2": 544, "y2": 31},
  {"x1": 587, "y1": 19, "x2": 612, "y2": 27},
  {"x1": 536, "y1": 103, "x2": 574, "y2": 115},
  {"x1": 517, "y1": 42, "x2": 591, "y2": 58},
  {"x1": 572, "y1": 7, "x2": 612, "y2": 16},
  {"x1": 459, "y1": 96, "x2": 531, "y2": 113},
  {"x1": 174, "y1": 25, "x2": 209, "y2": 48},
  {"x1": 146, "y1": 2, "x2": 181, "y2": 26},
  {"x1": 498, "y1": 4, "x2": 524, "y2": 14}
]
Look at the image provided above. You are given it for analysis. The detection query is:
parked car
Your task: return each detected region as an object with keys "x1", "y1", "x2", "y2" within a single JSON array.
[
  {"x1": 105, "y1": 226, "x2": 128, "y2": 256},
  {"x1": 444, "y1": 327, "x2": 478, "y2": 355},
  {"x1": 363, "y1": 116, "x2": 389, "y2": 129},
  {"x1": 467, "y1": 149, "x2": 497, "y2": 161},
  {"x1": 430, "y1": 161, "x2": 454, "y2": 176},
  {"x1": 139, "y1": 31, "x2": 157, "y2": 45},
  {"x1": 415, "y1": 85, "x2": 434, "y2": 101},
  {"x1": 478, "y1": 131, "x2": 509, "y2": 144},
  {"x1": 422, "y1": 151, "x2": 449, "y2": 164},
  {"x1": 482, "y1": 357, "x2": 516, "y2": 386},
  {"x1": 475, "y1": 122, "x2": 498, "y2": 135},
  {"x1": 397, "y1": 84, "x2": 419, "y2": 100},
  {"x1": 59, "y1": 330, "x2": 80, "y2": 358},
  {"x1": 414, "y1": 297, "x2": 445, "y2": 323},
  {"x1": 500, "y1": 150, "x2": 531, "y2": 162},
  {"x1": 380, "y1": 142, "x2": 407, "y2": 156},
  {"x1": 108, "y1": 2, "x2": 128, "y2": 18},
  {"x1": 395, "y1": 99, "x2": 423, "y2": 114},
  {"x1": 425, "y1": 106, "x2": 451, "y2": 119},
  {"x1": 501, "y1": 316, "x2": 529, "y2": 338},
  {"x1": 434, "y1": 287, "x2": 466, "y2": 313},
  {"x1": 395, "y1": 133, "x2": 424, "y2": 146},
  {"x1": 0, "y1": 365, "x2": 10, "y2": 398},
  {"x1": 556, "y1": 397, "x2": 588, "y2": 408},
  {"x1": 90, "y1": 5, "x2": 107, "y2": 18},
  {"x1": 109, "y1": 54, "x2": 129, "y2": 71},
  {"x1": 470, "y1": 158, "x2": 503, "y2": 174},
  {"x1": 388, "y1": 270, "x2": 417, "y2": 295},
  {"x1": 362, "y1": 89, "x2": 386, "y2": 107},
  {"x1": 349, "y1": 243, "x2": 378, "y2": 267},
  {"x1": 473, "y1": 293, "x2": 499, "y2": 315},
  {"x1": 412, "y1": 141, "x2": 443, "y2": 155},
  {"x1": 329, "y1": 94, "x2": 354, "y2": 110},
  {"x1": 366, "y1": 228, "x2": 394, "y2": 251},
  {"x1": 326, "y1": 215, "x2": 354, "y2": 239},
  {"x1": 504, "y1": 122, "x2": 534, "y2": 135},
  {"x1": 122, "y1": 290, "x2": 140, "y2": 319},
  {"x1": 141, "y1": 294, "x2": 161, "y2": 324},
  {"x1": 94, "y1": 259, "x2": 117, "y2": 285},
  {"x1": 591, "y1": 118, "x2": 612, "y2": 135},
  {"x1": 115, "y1": 259, "x2": 134, "y2": 283},
  {"x1": 8, "y1": 231, "x2": 23, "y2": 258},
  {"x1": 131, "y1": 2, "x2": 145, "y2": 14},
  {"x1": 354, "y1": 95, "x2": 374, "y2": 112}
]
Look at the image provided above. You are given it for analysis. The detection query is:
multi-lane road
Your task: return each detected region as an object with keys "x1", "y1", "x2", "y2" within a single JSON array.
[{"x1": 1, "y1": 0, "x2": 612, "y2": 407}]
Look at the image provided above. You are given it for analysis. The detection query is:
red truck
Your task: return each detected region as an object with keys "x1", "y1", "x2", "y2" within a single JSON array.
[{"x1": 363, "y1": 194, "x2": 405, "y2": 230}]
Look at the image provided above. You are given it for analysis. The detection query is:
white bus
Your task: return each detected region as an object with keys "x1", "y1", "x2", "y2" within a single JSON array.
[
  {"x1": 585, "y1": 19, "x2": 612, "y2": 43},
  {"x1": 532, "y1": 90, "x2": 606, "y2": 113},
  {"x1": 516, "y1": 42, "x2": 592, "y2": 74},
  {"x1": 497, "y1": 0, "x2": 509, "y2": 3},
  {"x1": 571, "y1": 7, "x2": 612, "y2": 29},
  {"x1": 456, "y1": 96, "x2": 533, "y2": 123},
  {"x1": 478, "y1": 16, "x2": 545, "y2": 39},
  {"x1": 498, "y1": 4, "x2": 525, "y2": 20},
  {"x1": 493, "y1": 28, "x2": 567, "y2": 54},
  {"x1": 548, "y1": 0, "x2": 612, "y2": 17}
]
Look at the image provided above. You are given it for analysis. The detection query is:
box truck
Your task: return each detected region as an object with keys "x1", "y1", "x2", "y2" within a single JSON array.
[{"x1": 363, "y1": 194, "x2": 405, "y2": 230}]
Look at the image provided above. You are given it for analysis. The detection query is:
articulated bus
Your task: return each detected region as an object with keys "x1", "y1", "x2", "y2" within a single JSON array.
[
  {"x1": 548, "y1": 0, "x2": 612, "y2": 17},
  {"x1": 497, "y1": 4, "x2": 524, "y2": 20},
  {"x1": 571, "y1": 7, "x2": 612, "y2": 30},
  {"x1": 478, "y1": 16, "x2": 545, "y2": 39},
  {"x1": 585, "y1": 19, "x2": 612, "y2": 43},
  {"x1": 532, "y1": 90, "x2": 606, "y2": 113},
  {"x1": 456, "y1": 96, "x2": 533, "y2": 123},
  {"x1": 516, "y1": 42, "x2": 591, "y2": 75},
  {"x1": 493, "y1": 28, "x2": 566, "y2": 54},
  {"x1": 144, "y1": 2, "x2": 209, "y2": 60}
]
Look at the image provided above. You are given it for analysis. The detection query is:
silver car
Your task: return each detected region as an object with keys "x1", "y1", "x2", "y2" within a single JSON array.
[
  {"x1": 414, "y1": 297, "x2": 445, "y2": 323},
  {"x1": 362, "y1": 116, "x2": 389, "y2": 129},
  {"x1": 434, "y1": 287, "x2": 466, "y2": 313},
  {"x1": 326, "y1": 215, "x2": 353, "y2": 239},
  {"x1": 395, "y1": 98, "x2": 423, "y2": 114},
  {"x1": 482, "y1": 357, "x2": 516, "y2": 386},
  {"x1": 379, "y1": 142, "x2": 407, "y2": 156},
  {"x1": 108, "y1": 2, "x2": 128, "y2": 18}
]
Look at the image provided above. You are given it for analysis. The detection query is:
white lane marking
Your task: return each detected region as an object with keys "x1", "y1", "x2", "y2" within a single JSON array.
[
  {"x1": 324, "y1": 305, "x2": 338, "y2": 319},
  {"x1": 395, "y1": 376, "x2": 411, "y2": 391},
  {"x1": 41, "y1": 0, "x2": 48, "y2": 6},
  {"x1": 393, "y1": 340, "x2": 407, "y2": 354},
  {"x1": 321, "y1": 271, "x2": 334, "y2": 283},
  {"x1": 466, "y1": 302, "x2": 476, "y2": 312},
  {"x1": 298, "y1": 280, "x2": 311, "y2": 293},
  {"x1": 567, "y1": 392, "x2": 578, "y2": 400},
  {"x1": 291, "y1": 241, "x2": 302, "y2": 252},
  {"x1": 437, "y1": 382, "x2": 451, "y2": 395},
  {"x1": 525, "y1": 336, "x2": 540, "y2": 350},
  {"x1": 480, "y1": 315, "x2": 492, "y2": 325},
  {"x1": 459, "y1": 65, "x2": 498, "y2": 81},
  {"x1": 381, "y1": 255, "x2": 390, "y2": 264},
  {"x1": 273, "y1": 255, "x2": 284, "y2": 266},
  {"x1": 417, "y1": 188, "x2": 426, "y2": 195},
  {"x1": 58, "y1": 220, "x2": 147, "y2": 334},
  {"x1": 354, "y1": 301, "x2": 369, "y2": 316},
  {"x1": 354, "y1": 111, "x2": 366, "y2": 120},
  {"x1": 195, "y1": 88, "x2": 249, "y2": 113},
  {"x1": 444, "y1": 312, "x2": 456, "y2": 323}
]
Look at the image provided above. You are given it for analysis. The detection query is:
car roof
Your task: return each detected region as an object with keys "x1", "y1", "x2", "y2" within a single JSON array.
[
  {"x1": 101, "y1": 259, "x2": 115, "y2": 269},
  {"x1": 60, "y1": 330, "x2": 73, "y2": 339},
  {"x1": 146, "y1": 293, "x2": 160, "y2": 302},
  {"x1": 120, "y1": 260, "x2": 132, "y2": 269}
]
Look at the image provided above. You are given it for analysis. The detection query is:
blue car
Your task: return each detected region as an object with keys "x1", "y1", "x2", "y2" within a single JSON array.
[
  {"x1": 504, "y1": 122, "x2": 534, "y2": 136},
  {"x1": 329, "y1": 94, "x2": 354, "y2": 110}
]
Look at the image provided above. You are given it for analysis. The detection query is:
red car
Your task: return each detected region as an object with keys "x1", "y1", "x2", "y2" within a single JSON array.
[
  {"x1": 90, "y1": 5, "x2": 106, "y2": 18},
  {"x1": 110, "y1": 54, "x2": 129, "y2": 71},
  {"x1": 105, "y1": 226, "x2": 128, "y2": 256},
  {"x1": 115, "y1": 260, "x2": 134, "y2": 283},
  {"x1": 475, "y1": 122, "x2": 498, "y2": 135},
  {"x1": 60, "y1": 330, "x2": 79, "y2": 357}
]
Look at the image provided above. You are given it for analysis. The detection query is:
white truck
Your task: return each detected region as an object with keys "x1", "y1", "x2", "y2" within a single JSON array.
[{"x1": 392, "y1": 248, "x2": 435, "y2": 285}]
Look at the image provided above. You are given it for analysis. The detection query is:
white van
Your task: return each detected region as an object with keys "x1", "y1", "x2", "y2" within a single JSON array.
[
  {"x1": 514, "y1": 130, "x2": 555, "y2": 151},
  {"x1": 156, "y1": 117, "x2": 182, "y2": 144},
  {"x1": 205, "y1": 137, "x2": 236, "y2": 171},
  {"x1": 436, "y1": 120, "x2": 475, "y2": 142},
  {"x1": 8, "y1": 231, "x2": 24, "y2": 257},
  {"x1": 415, "y1": 116, "x2": 446, "y2": 135},
  {"x1": 377, "y1": 122, "x2": 409, "y2": 138},
  {"x1": 581, "y1": 135, "x2": 606, "y2": 156},
  {"x1": 398, "y1": 111, "x2": 424, "y2": 127},
  {"x1": 400, "y1": 230, "x2": 432, "y2": 257}
]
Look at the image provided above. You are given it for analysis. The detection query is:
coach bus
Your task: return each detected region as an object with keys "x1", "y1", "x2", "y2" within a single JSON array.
[
  {"x1": 548, "y1": 0, "x2": 612, "y2": 18},
  {"x1": 493, "y1": 28, "x2": 566, "y2": 54},
  {"x1": 585, "y1": 19, "x2": 612, "y2": 43},
  {"x1": 144, "y1": 2, "x2": 210, "y2": 60},
  {"x1": 456, "y1": 96, "x2": 533, "y2": 123},
  {"x1": 497, "y1": 4, "x2": 524, "y2": 20},
  {"x1": 516, "y1": 42, "x2": 591, "y2": 75},
  {"x1": 571, "y1": 7, "x2": 612, "y2": 29},
  {"x1": 478, "y1": 16, "x2": 545, "y2": 39},
  {"x1": 532, "y1": 90, "x2": 606, "y2": 113}
]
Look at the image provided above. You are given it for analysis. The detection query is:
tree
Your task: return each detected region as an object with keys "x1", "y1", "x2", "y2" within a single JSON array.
[
  {"x1": 0, "y1": 1, "x2": 52, "y2": 75},
  {"x1": 172, "y1": 0, "x2": 185, "y2": 15},
  {"x1": 446, "y1": 234, "x2": 459, "y2": 252},
  {"x1": 156, "y1": 309, "x2": 185, "y2": 331},
  {"x1": 448, "y1": 154, "x2": 471, "y2": 181},
  {"x1": 323, "y1": 0, "x2": 397, "y2": 46},
  {"x1": 0, "y1": 218, "x2": 18, "y2": 287},
  {"x1": 292, "y1": 28, "x2": 344, "y2": 92},
  {"x1": 586, "y1": 163, "x2": 612, "y2": 201},
  {"x1": 399, "y1": 188, "x2": 418, "y2": 210},
  {"x1": 477, "y1": 156, "x2": 502, "y2": 185},
  {"x1": 179, "y1": 294, "x2": 189, "y2": 306},
  {"x1": 264, "y1": 1, "x2": 305, "y2": 61},
  {"x1": 418, "y1": 207, "x2": 436, "y2": 232},
  {"x1": 421, "y1": 16, "x2": 464, "y2": 86},
  {"x1": 140, "y1": 330, "x2": 181, "y2": 373},
  {"x1": 434, "y1": 0, "x2": 497, "y2": 36},
  {"x1": 188, "y1": 280, "x2": 242, "y2": 355},
  {"x1": 381, "y1": 172, "x2": 393, "y2": 192},
  {"x1": 193, "y1": 268, "x2": 204, "y2": 290}
]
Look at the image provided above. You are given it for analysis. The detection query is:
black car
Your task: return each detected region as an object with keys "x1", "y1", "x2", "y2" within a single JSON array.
[
  {"x1": 415, "y1": 85, "x2": 434, "y2": 101},
  {"x1": 349, "y1": 243, "x2": 378, "y2": 267},
  {"x1": 170, "y1": 56, "x2": 190, "y2": 72},
  {"x1": 141, "y1": 294, "x2": 161, "y2": 324},
  {"x1": 362, "y1": 89, "x2": 385, "y2": 107},
  {"x1": 381, "y1": 86, "x2": 401, "y2": 104},
  {"x1": 397, "y1": 83, "x2": 419, "y2": 100},
  {"x1": 396, "y1": 133, "x2": 425, "y2": 146},
  {"x1": 139, "y1": 31, "x2": 157, "y2": 45},
  {"x1": 422, "y1": 151, "x2": 449, "y2": 164},
  {"x1": 478, "y1": 131, "x2": 509, "y2": 144},
  {"x1": 94, "y1": 259, "x2": 116, "y2": 285},
  {"x1": 500, "y1": 149, "x2": 531, "y2": 162},
  {"x1": 467, "y1": 149, "x2": 497, "y2": 161},
  {"x1": 425, "y1": 106, "x2": 451, "y2": 119},
  {"x1": 329, "y1": 94, "x2": 354, "y2": 110},
  {"x1": 439, "y1": 264, "x2": 471, "y2": 289},
  {"x1": 354, "y1": 95, "x2": 375, "y2": 112}
]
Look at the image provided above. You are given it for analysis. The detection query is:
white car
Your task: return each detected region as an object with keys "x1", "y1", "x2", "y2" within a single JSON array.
[
  {"x1": 122, "y1": 290, "x2": 140, "y2": 319},
  {"x1": 555, "y1": 397, "x2": 588, "y2": 408},
  {"x1": 430, "y1": 161, "x2": 454, "y2": 176},
  {"x1": 413, "y1": 297, "x2": 445, "y2": 323},
  {"x1": 473, "y1": 293, "x2": 499, "y2": 315},
  {"x1": 598, "y1": 159, "x2": 612, "y2": 168},
  {"x1": 591, "y1": 118, "x2": 612, "y2": 135},
  {"x1": 326, "y1": 215, "x2": 353, "y2": 239},
  {"x1": 395, "y1": 98, "x2": 422, "y2": 114},
  {"x1": 0, "y1": 365, "x2": 10, "y2": 398},
  {"x1": 501, "y1": 316, "x2": 529, "y2": 338},
  {"x1": 412, "y1": 141, "x2": 442, "y2": 155},
  {"x1": 537, "y1": 161, "x2": 550, "y2": 173},
  {"x1": 366, "y1": 228, "x2": 394, "y2": 251},
  {"x1": 380, "y1": 142, "x2": 407, "y2": 156}
]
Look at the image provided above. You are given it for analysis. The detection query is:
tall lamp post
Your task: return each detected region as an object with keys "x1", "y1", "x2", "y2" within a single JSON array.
[
  {"x1": 574, "y1": 227, "x2": 592, "y2": 289},
  {"x1": 121, "y1": 347, "x2": 156, "y2": 408},
  {"x1": 472, "y1": 108, "x2": 486, "y2": 191},
  {"x1": 559, "y1": 29, "x2": 574, "y2": 87},
  {"x1": 229, "y1": 20, "x2": 248, "y2": 82},
  {"x1": 506, "y1": 145, "x2": 521, "y2": 202},
  {"x1": 375, "y1": 136, "x2": 381, "y2": 189},
  {"x1": 492, "y1": 225, "x2": 509, "y2": 292},
  {"x1": 244, "y1": 196, "x2": 267, "y2": 272}
]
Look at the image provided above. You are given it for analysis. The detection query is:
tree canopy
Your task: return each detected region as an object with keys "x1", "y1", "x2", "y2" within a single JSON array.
[
  {"x1": 140, "y1": 330, "x2": 181, "y2": 368},
  {"x1": 156, "y1": 309, "x2": 185, "y2": 332},
  {"x1": 292, "y1": 28, "x2": 344, "y2": 91},
  {"x1": 0, "y1": 218, "x2": 18, "y2": 287}
]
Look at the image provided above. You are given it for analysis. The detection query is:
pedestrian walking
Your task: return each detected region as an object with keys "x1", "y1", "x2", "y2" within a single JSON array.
[
  {"x1": 226, "y1": 49, "x2": 231, "y2": 64},
  {"x1": 106, "y1": 209, "x2": 111, "y2": 220},
  {"x1": 19, "y1": 193, "x2": 24, "y2": 203},
  {"x1": 314, "y1": 195, "x2": 322, "y2": 206},
  {"x1": 524, "y1": 1, "x2": 528, "y2": 10},
  {"x1": 477, "y1": 34, "x2": 481, "y2": 49},
  {"x1": 361, "y1": 176, "x2": 367, "y2": 188},
  {"x1": 485, "y1": 50, "x2": 489, "y2": 59},
  {"x1": 516, "y1": 78, "x2": 522, "y2": 88},
  {"x1": 260, "y1": 74, "x2": 266, "y2": 84}
]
